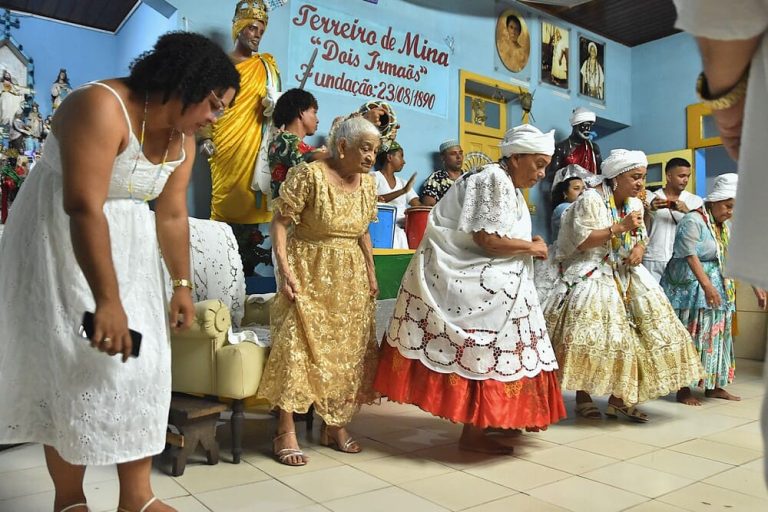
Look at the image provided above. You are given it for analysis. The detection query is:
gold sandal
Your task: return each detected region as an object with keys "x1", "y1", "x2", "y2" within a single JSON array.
[
  {"x1": 273, "y1": 431, "x2": 308, "y2": 466},
  {"x1": 320, "y1": 424, "x2": 361, "y2": 453},
  {"x1": 605, "y1": 404, "x2": 649, "y2": 423},
  {"x1": 60, "y1": 504, "x2": 89, "y2": 512}
]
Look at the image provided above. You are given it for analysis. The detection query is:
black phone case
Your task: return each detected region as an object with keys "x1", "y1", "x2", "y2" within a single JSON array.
[{"x1": 81, "y1": 311, "x2": 142, "y2": 357}]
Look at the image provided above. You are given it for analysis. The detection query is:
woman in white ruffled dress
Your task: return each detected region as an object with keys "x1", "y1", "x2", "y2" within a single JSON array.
[
  {"x1": 0, "y1": 33, "x2": 239, "y2": 512},
  {"x1": 544, "y1": 149, "x2": 702, "y2": 422}
]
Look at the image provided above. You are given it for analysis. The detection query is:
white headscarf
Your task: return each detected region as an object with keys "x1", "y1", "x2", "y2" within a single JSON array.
[
  {"x1": 499, "y1": 124, "x2": 555, "y2": 157},
  {"x1": 552, "y1": 164, "x2": 602, "y2": 188},
  {"x1": 569, "y1": 107, "x2": 596, "y2": 126},
  {"x1": 705, "y1": 173, "x2": 738, "y2": 202},
  {"x1": 601, "y1": 149, "x2": 648, "y2": 180}
]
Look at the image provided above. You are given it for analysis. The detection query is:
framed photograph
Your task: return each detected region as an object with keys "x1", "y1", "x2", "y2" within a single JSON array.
[
  {"x1": 578, "y1": 35, "x2": 605, "y2": 102},
  {"x1": 540, "y1": 21, "x2": 569, "y2": 90},
  {"x1": 495, "y1": 9, "x2": 530, "y2": 73}
]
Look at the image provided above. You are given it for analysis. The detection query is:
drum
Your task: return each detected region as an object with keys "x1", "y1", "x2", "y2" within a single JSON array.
[
  {"x1": 404, "y1": 206, "x2": 432, "y2": 249},
  {"x1": 369, "y1": 204, "x2": 397, "y2": 248}
]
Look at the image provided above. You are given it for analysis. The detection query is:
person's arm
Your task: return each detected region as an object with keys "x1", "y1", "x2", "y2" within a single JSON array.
[
  {"x1": 379, "y1": 173, "x2": 417, "y2": 203},
  {"x1": 577, "y1": 211, "x2": 642, "y2": 251},
  {"x1": 358, "y1": 232, "x2": 378, "y2": 297},
  {"x1": 472, "y1": 232, "x2": 547, "y2": 259},
  {"x1": 421, "y1": 195, "x2": 437, "y2": 206},
  {"x1": 271, "y1": 213, "x2": 299, "y2": 301},
  {"x1": 56, "y1": 86, "x2": 133, "y2": 361},
  {"x1": 154, "y1": 135, "x2": 196, "y2": 332},
  {"x1": 687, "y1": 254, "x2": 722, "y2": 308}
]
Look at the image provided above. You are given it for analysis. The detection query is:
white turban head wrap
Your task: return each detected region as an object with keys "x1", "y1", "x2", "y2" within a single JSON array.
[
  {"x1": 552, "y1": 164, "x2": 602, "y2": 189},
  {"x1": 569, "y1": 107, "x2": 596, "y2": 126},
  {"x1": 601, "y1": 149, "x2": 648, "y2": 180},
  {"x1": 705, "y1": 173, "x2": 738, "y2": 202},
  {"x1": 499, "y1": 124, "x2": 555, "y2": 158}
]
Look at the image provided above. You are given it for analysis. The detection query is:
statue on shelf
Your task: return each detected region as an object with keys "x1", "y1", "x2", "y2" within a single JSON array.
[
  {"x1": 50, "y1": 68, "x2": 72, "y2": 112},
  {"x1": 27, "y1": 103, "x2": 43, "y2": 152},
  {"x1": 541, "y1": 107, "x2": 602, "y2": 238},
  {"x1": 0, "y1": 70, "x2": 29, "y2": 127}
]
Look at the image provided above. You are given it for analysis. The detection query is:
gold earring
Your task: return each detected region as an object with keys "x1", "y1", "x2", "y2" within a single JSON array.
[{"x1": 340, "y1": 153, "x2": 345, "y2": 159}]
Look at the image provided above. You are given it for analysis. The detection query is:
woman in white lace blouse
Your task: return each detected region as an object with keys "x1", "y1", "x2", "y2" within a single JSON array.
[{"x1": 375, "y1": 125, "x2": 566, "y2": 455}]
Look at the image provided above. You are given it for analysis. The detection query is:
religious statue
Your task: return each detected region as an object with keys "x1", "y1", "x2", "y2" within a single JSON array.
[
  {"x1": 201, "y1": 0, "x2": 281, "y2": 275},
  {"x1": 8, "y1": 111, "x2": 31, "y2": 152},
  {"x1": 27, "y1": 102, "x2": 43, "y2": 152},
  {"x1": 50, "y1": 68, "x2": 71, "y2": 112},
  {"x1": 541, "y1": 107, "x2": 602, "y2": 238},
  {"x1": 0, "y1": 70, "x2": 28, "y2": 127}
]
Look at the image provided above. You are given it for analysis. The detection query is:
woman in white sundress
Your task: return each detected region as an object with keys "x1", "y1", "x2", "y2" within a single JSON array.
[{"x1": 0, "y1": 33, "x2": 239, "y2": 512}]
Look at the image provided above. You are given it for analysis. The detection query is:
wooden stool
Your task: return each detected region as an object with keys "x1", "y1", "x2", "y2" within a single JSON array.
[{"x1": 166, "y1": 395, "x2": 227, "y2": 476}]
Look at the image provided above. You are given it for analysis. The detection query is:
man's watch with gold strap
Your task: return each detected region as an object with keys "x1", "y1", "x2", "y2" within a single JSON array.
[
  {"x1": 171, "y1": 278, "x2": 194, "y2": 290},
  {"x1": 696, "y1": 68, "x2": 749, "y2": 111}
]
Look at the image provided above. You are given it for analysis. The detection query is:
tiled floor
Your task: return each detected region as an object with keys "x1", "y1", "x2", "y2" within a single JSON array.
[{"x1": 1, "y1": 359, "x2": 765, "y2": 512}]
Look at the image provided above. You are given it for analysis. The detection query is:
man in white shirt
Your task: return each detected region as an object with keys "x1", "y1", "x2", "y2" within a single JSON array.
[{"x1": 643, "y1": 158, "x2": 703, "y2": 282}]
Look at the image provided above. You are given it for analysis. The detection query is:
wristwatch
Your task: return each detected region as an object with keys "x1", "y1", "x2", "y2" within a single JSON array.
[
  {"x1": 172, "y1": 278, "x2": 194, "y2": 290},
  {"x1": 696, "y1": 68, "x2": 749, "y2": 111}
]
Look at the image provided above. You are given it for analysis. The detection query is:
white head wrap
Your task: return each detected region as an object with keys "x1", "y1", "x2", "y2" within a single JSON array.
[
  {"x1": 569, "y1": 107, "x2": 596, "y2": 126},
  {"x1": 439, "y1": 139, "x2": 461, "y2": 153},
  {"x1": 499, "y1": 124, "x2": 555, "y2": 157},
  {"x1": 601, "y1": 149, "x2": 648, "y2": 180},
  {"x1": 552, "y1": 164, "x2": 602, "y2": 189},
  {"x1": 705, "y1": 173, "x2": 738, "y2": 202}
]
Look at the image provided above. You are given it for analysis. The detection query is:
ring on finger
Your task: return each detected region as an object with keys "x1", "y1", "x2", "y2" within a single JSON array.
[{"x1": 101, "y1": 337, "x2": 113, "y2": 349}]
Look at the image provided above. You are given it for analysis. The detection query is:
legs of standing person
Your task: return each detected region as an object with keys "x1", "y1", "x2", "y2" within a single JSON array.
[
  {"x1": 45, "y1": 445, "x2": 87, "y2": 512},
  {"x1": 45, "y1": 448, "x2": 173, "y2": 512},
  {"x1": 116, "y1": 457, "x2": 175, "y2": 511},
  {"x1": 643, "y1": 259, "x2": 666, "y2": 283}
]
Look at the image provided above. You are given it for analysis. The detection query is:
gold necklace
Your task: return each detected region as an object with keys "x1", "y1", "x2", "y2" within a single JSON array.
[{"x1": 127, "y1": 92, "x2": 176, "y2": 202}]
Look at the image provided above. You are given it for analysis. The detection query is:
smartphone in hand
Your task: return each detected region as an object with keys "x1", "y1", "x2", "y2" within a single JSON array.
[{"x1": 79, "y1": 311, "x2": 142, "y2": 357}]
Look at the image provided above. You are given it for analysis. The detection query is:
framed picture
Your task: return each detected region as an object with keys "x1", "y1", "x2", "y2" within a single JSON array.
[
  {"x1": 578, "y1": 35, "x2": 605, "y2": 102},
  {"x1": 495, "y1": 9, "x2": 530, "y2": 73},
  {"x1": 540, "y1": 20, "x2": 569, "y2": 90}
]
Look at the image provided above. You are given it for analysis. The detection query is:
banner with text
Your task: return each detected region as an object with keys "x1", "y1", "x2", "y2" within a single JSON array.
[{"x1": 288, "y1": 2, "x2": 450, "y2": 118}]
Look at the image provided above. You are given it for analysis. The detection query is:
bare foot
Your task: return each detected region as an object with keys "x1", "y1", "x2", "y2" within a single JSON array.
[
  {"x1": 705, "y1": 388, "x2": 741, "y2": 401},
  {"x1": 460, "y1": 424, "x2": 513, "y2": 455},
  {"x1": 676, "y1": 387, "x2": 702, "y2": 406},
  {"x1": 484, "y1": 427, "x2": 523, "y2": 437}
]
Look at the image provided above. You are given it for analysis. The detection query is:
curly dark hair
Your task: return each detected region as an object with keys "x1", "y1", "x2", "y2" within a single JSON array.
[
  {"x1": 126, "y1": 32, "x2": 240, "y2": 110},
  {"x1": 552, "y1": 176, "x2": 583, "y2": 208},
  {"x1": 272, "y1": 88, "x2": 318, "y2": 128}
]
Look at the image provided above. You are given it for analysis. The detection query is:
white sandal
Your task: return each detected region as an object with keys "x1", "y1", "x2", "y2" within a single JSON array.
[
  {"x1": 60, "y1": 504, "x2": 89, "y2": 512},
  {"x1": 117, "y1": 496, "x2": 157, "y2": 512}
]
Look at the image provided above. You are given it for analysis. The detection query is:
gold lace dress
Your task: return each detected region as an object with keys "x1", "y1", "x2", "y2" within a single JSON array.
[
  {"x1": 257, "y1": 162, "x2": 380, "y2": 426},
  {"x1": 543, "y1": 189, "x2": 703, "y2": 404}
]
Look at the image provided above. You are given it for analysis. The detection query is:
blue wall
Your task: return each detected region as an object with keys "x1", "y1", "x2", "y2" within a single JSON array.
[
  {"x1": 5, "y1": 14, "x2": 118, "y2": 116},
  {"x1": 6, "y1": 3, "x2": 178, "y2": 117},
  {"x1": 600, "y1": 32, "x2": 700, "y2": 154}
]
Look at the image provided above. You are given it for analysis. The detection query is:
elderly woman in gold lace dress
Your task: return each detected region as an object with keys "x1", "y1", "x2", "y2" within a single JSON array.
[{"x1": 257, "y1": 116, "x2": 380, "y2": 466}]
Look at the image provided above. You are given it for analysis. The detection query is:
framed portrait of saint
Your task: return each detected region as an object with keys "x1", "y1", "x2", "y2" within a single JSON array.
[
  {"x1": 540, "y1": 21, "x2": 569, "y2": 89},
  {"x1": 496, "y1": 9, "x2": 530, "y2": 73},
  {"x1": 578, "y1": 35, "x2": 605, "y2": 101}
]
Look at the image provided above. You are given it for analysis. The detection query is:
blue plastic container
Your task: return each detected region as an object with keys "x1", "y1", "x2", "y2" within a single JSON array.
[{"x1": 369, "y1": 204, "x2": 397, "y2": 248}]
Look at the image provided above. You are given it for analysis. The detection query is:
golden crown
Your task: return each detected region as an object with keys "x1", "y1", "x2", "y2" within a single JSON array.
[{"x1": 233, "y1": 0, "x2": 268, "y2": 25}]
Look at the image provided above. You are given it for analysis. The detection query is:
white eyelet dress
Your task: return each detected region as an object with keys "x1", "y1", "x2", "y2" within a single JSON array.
[{"x1": 0, "y1": 82, "x2": 185, "y2": 465}]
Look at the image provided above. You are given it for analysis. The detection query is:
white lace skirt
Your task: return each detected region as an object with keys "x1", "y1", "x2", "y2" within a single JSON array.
[{"x1": 0, "y1": 166, "x2": 171, "y2": 465}]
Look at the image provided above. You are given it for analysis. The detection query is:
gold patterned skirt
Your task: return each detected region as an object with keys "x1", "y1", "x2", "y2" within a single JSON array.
[
  {"x1": 257, "y1": 236, "x2": 379, "y2": 426},
  {"x1": 544, "y1": 270, "x2": 703, "y2": 404}
]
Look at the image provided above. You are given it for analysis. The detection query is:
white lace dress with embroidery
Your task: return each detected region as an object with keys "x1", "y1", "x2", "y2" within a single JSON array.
[
  {"x1": 383, "y1": 164, "x2": 558, "y2": 381},
  {"x1": 0, "y1": 83, "x2": 184, "y2": 465}
]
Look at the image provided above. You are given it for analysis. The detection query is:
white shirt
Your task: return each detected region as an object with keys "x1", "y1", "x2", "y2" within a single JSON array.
[
  {"x1": 373, "y1": 171, "x2": 418, "y2": 223},
  {"x1": 644, "y1": 189, "x2": 703, "y2": 262},
  {"x1": 674, "y1": 0, "x2": 768, "y2": 289}
]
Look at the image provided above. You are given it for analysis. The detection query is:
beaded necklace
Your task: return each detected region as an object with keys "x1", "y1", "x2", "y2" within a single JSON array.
[
  {"x1": 127, "y1": 92, "x2": 176, "y2": 202},
  {"x1": 604, "y1": 188, "x2": 646, "y2": 328},
  {"x1": 698, "y1": 207, "x2": 736, "y2": 305}
]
